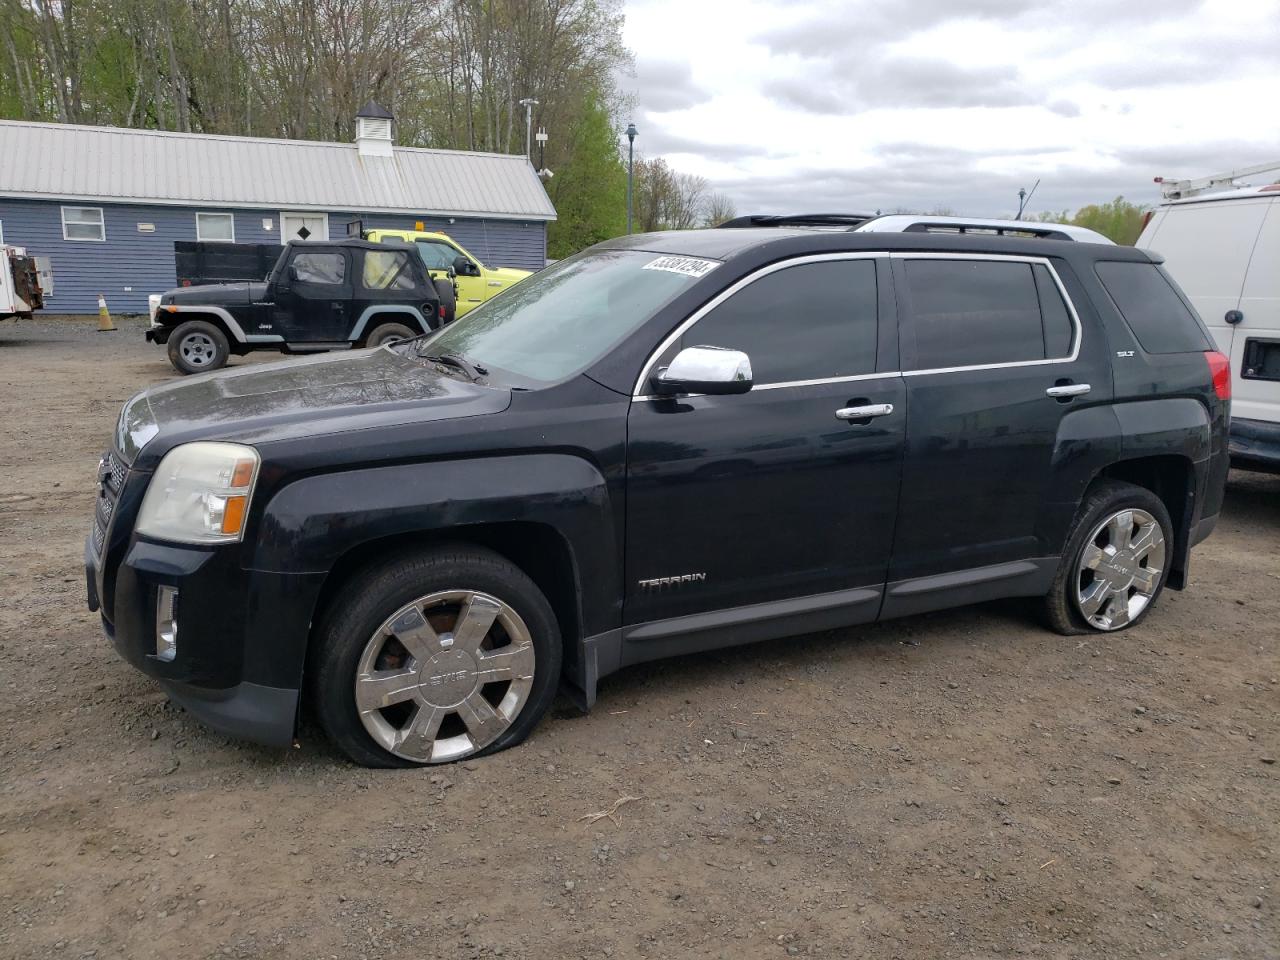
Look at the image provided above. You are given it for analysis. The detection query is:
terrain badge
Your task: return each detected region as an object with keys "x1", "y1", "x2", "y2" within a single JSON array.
[{"x1": 637, "y1": 572, "x2": 707, "y2": 589}]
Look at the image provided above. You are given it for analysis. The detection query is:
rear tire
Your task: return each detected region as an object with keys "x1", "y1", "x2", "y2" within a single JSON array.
[
  {"x1": 310, "y1": 545, "x2": 562, "y2": 767},
  {"x1": 365, "y1": 322, "x2": 417, "y2": 348},
  {"x1": 167, "y1": 320, "x2": 229, "y2": 375},
  {"x1": 1045, "y1": 480, "x2": 1173, "y2": 635}
]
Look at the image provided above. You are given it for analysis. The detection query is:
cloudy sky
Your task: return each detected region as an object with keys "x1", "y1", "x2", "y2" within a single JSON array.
[{"x1": 618, "y1": 0, "x2": 1280, "y2": 218}]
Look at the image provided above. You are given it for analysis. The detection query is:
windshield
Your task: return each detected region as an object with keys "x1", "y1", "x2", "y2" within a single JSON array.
[{"x1": 412, "y1": 249, "x2": 717, "y2": 384}]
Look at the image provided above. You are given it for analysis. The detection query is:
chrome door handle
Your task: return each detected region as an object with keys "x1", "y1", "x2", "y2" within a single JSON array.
[
  {"x1": 1046, "y1": 383, "x2": 1091, "y2": 398},
  {"x1": 835, "y1": 403, "x2": 894, "y2": 421}
]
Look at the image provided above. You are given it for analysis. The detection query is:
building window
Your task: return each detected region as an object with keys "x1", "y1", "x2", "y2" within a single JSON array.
[
  {"x1": 196, "y1": 212, "x2": 235, "y2": 243},
  {"x1": 62, "y1": 206, "x2": 105, "y2": 242}
]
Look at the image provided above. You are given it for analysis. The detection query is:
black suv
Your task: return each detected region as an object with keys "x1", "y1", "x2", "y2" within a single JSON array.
[
  {"x1": 88, "y1": 221, "x2": 1230, "y2": 767},
  {"x1": 147, "y1": 239, "x2": 442, "y2": 374}
]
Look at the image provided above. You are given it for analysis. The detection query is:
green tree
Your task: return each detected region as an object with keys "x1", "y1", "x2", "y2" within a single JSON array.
[
  {"x1": 545, "y1": 91, "x2": 626, "y2": 259},
  {"x1": 1069, "y1": 196, "x2": 1149, "y2": 245},
  {"x1": 0, "y1": 0, "x2": 640, "y2": 254},
  {"x1": 1033, "y1": 197, "x2": 1149, "y2": 244}
]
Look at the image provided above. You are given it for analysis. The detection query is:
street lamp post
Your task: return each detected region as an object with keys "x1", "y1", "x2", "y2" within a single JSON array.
[
  {"x1": 626, "y1": 122, "x2": 638, "y2": 234},
  {"x1": 519, "y1": 98, "x2": 539, "y2": 160}
]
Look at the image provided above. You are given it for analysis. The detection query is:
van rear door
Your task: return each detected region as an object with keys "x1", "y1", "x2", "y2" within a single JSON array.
[
  {"x1": 1234, "y1": 198, "x2": 1280, "y2": 426},
  {"x1": 1137, "y1": 198, "x2": 1270, "y2": 358}
]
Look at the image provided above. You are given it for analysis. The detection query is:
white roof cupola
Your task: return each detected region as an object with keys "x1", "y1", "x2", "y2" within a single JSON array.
[{"x1": 355, "y1": 101, "x2": 395, "y2": 157}]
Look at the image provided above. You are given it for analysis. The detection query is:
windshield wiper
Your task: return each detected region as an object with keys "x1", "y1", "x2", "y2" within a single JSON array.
[{"x1": 418, "y1": 351, "x2": 489, "y2": 380}]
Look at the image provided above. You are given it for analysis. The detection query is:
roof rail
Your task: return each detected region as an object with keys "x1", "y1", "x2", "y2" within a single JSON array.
[
  {"x1": 717, "y1": 213, "x2": 877, "y2": 229},
  {"x1": 715, "y1": 212, "x2": 1113, "y2": 243},
  {"x1": 852, "y1": 215, "x2": 1114, "y2": 244}
]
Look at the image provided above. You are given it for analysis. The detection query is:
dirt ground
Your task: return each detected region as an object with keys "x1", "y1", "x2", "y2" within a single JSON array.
[{"x1": 0, "y1": 315, "x2": 1276, "y2": 960}]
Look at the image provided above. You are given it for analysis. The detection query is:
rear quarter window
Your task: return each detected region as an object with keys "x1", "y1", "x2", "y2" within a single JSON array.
[{"x1": 1094, "y1": 261, "x2": 1212, "y2": 354}]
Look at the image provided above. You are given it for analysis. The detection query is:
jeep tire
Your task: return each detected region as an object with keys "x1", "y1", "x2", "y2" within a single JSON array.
[
  {"x1": 310, "y1": 545, "x2": 562, "y2": 767},
  {"x1": 365, "y1": 322, "x2": 418, "y2": 348},
  {"x1": 1045, "y1": 480, "x2": 1173, "y2": 635},
  {"x1": 167, "y1": 319, "x2": 230, "y2": 375}
]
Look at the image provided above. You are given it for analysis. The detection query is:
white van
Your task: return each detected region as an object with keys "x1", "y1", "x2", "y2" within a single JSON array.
[{"x1": 1137, "y1": 183, "x2": 1280, "y2": 471}]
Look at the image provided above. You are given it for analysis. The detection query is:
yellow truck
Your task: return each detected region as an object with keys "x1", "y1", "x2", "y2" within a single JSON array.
[{"x1": 362, "y1": 227, "x2": 532, "y2": 323}]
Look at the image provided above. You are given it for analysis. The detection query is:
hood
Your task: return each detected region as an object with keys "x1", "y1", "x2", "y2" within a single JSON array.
[
  {"x1": 117, "y1": 347, "x2": 510, "y2": 466},
  {"x1": 486, "y1": 266, "x2": 533, "y2": 283},
  {"x1": 163, "y1": 281, "x2": 268, "y2": 306}
]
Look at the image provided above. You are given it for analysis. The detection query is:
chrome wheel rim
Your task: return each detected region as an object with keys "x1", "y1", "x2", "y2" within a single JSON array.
[
  {"x1": 1075, "y1": 508, "x2": 1166, "y2": 631},
  {"x1": 355, "y1": 590, "x2": 536, "y2": 763},
  {"x1": 179, "y1": 333, "x2": 216, "y2": 367}
]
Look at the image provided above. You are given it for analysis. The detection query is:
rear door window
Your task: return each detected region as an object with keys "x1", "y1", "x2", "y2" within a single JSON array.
[
  {"x1": 1095, "y1": 260, "x2": 1212, "y2": 354},
  {"x1": 362, "y1": 250, "x2": 415, "y2": 290},
  {"x1": 901, "y1": 259, "x2": 1050, "y2": 369},
  {"x1": 1033, "y1": 264, "x2": 1074, "y2": 358}
]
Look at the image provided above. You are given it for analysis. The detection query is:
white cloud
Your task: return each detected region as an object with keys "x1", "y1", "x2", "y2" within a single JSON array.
[{"x1": 619, "y1": 0, "x2": 1280, "y2": 217}]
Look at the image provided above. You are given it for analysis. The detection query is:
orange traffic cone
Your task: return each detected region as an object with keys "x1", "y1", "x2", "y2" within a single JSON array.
[{"x1": 97, "y1": 294, "x2": 116, "y2": 332}]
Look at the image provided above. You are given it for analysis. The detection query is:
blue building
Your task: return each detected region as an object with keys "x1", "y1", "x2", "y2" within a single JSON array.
[{"x1": 0, "y1": 106, "x2": 556, "y2": 314}]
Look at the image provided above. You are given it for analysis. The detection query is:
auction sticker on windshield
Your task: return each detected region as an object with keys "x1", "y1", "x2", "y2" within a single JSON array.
[{"x1": 642, "y1": 256, "x2": 720, "y2": 279}]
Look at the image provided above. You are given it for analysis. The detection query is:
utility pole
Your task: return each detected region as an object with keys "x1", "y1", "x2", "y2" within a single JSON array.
[
  {"x1": 519, "y1": 98, "x2": 539, "y2": 160},
  {"x1": 626, "y1": 123, "x2": 638, "y2": 234},
  {"x1": 535, "y1": 127, "x2": 550, "y2": 178}
]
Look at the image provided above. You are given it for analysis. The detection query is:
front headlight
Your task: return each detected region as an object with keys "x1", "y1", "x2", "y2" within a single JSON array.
[{"x1": 136, "y1": 442, "x2": 260, "y2": 544}]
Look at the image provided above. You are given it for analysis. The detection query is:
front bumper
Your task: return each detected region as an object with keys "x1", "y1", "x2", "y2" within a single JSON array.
[
  {"x1": 144, "y1": 326, "x2": 171, "y2": 345},
  {"x1": 1229, "y1": 417, "x2": 1280, "y2": 472},
  {"x1": 86, "y1": 530, "x2": 326, "y2": 749}
]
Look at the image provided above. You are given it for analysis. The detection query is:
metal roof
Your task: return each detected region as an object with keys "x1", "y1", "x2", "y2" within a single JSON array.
[{"x1": 0, "y1": 120, "x2": 556, "y2": 222}]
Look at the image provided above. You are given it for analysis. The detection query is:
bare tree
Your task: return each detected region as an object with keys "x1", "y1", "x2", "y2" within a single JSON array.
[
  {"x1": 702, "y1": 190, "x2": 736, "y2": 226},
  {"x1": 633, "y1": 157, "x2": 708, "y2": 231}
]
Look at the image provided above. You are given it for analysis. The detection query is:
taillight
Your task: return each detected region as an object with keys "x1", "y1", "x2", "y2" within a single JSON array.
[{"x1": 1205, "y1": 350, "x2": 1231, "y2": 400}]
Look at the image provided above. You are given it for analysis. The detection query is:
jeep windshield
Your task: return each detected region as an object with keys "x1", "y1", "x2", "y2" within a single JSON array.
[{"x1": 405, "y1": 249, "x2": 718, "y2": 385}]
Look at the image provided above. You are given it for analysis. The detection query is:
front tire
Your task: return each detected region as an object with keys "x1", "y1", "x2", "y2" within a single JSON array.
[
  {"x1": 1045, "y1": 480, "x2": 1173, "y2": 635},
  {"x1": 311, "y1": 546, "x2": 562, "y2": 767},
  {"x1": 167, "y1": 320, "x2": 229, "y2": 375}
]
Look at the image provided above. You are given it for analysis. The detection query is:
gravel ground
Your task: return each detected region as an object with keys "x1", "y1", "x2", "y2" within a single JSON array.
[{"x1": 1, "y1": 316, "x2": 1277, "y2": 960}]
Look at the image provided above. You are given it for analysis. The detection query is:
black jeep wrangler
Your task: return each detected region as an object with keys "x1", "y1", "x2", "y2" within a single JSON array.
[
  {"x1": 147, "y1": 238, "x2": 442, "y2": 374},
  {"x1": 89, "y1": 217, "x2": 1230, "y2": 768}
]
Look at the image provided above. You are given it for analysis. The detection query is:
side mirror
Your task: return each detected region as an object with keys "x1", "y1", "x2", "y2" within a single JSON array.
[
  {"x1": 653, "y1": 346, "x2": 753, "y2": 396},
  {"x1": 453, "y1": 255, "x2": 478, "y2": 277}
]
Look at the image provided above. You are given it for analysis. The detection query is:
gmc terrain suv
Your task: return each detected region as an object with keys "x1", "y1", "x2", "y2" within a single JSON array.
[{"x1": 86, "y1": 216, "x2": 1230, "y2": 767}]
